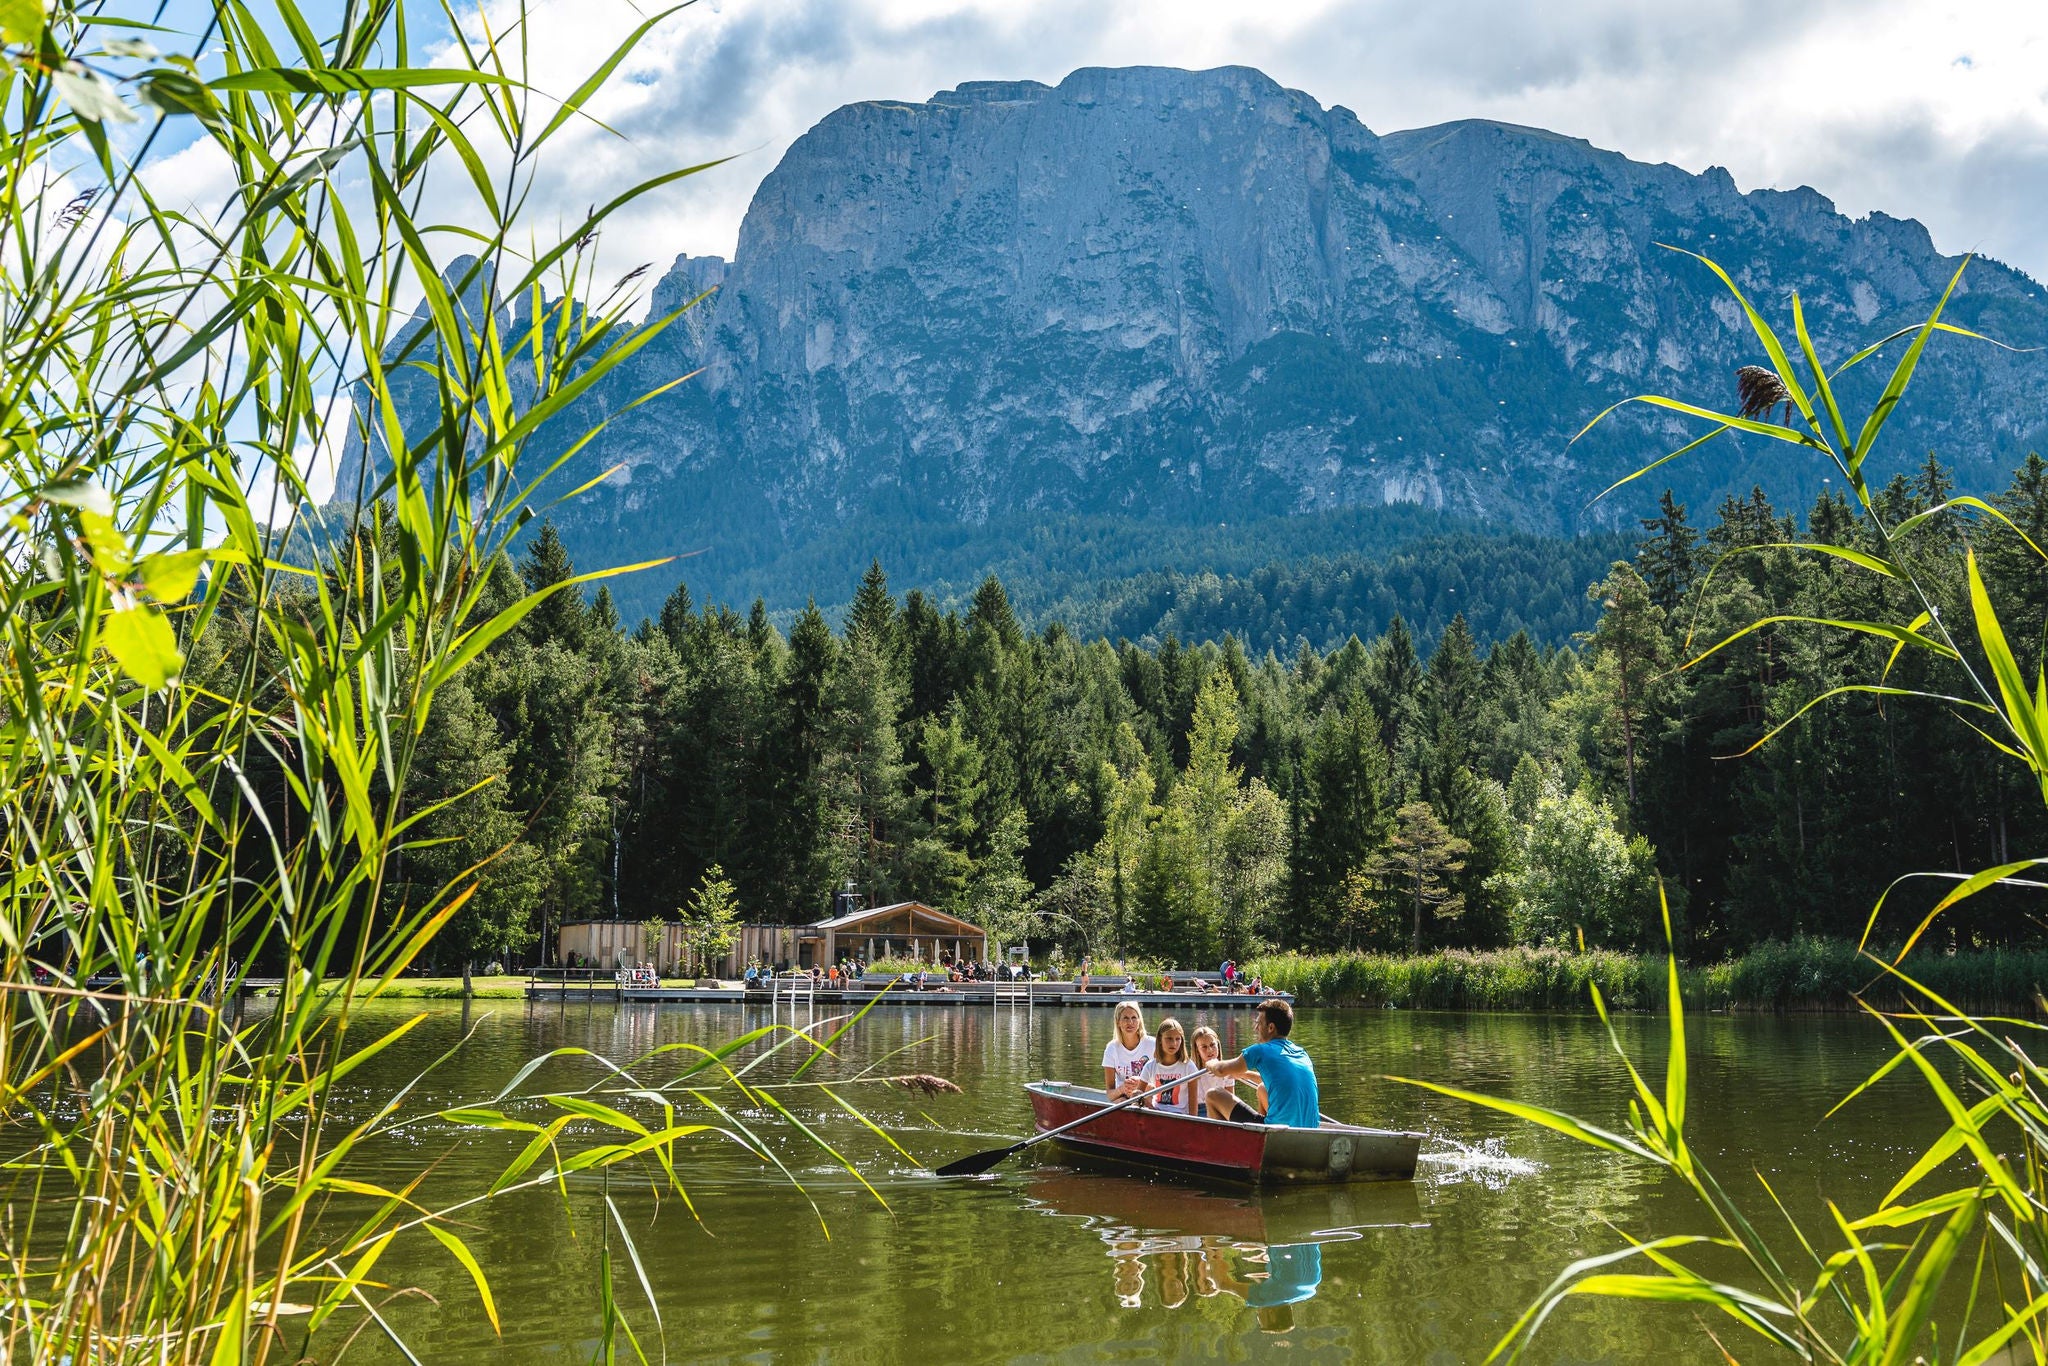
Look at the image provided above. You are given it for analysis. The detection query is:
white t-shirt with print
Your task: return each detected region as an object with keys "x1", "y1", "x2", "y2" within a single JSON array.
[
  {"x1": 1102, "y1": 1035, "x2": 1154, "y2": 1095},
  {"x1": 1143, "y1": 1057, "x2": 1202, "y2": 1113},
  {"x1": 1191, "y1": 1068, "x2": 1241, "y2": 1116}
]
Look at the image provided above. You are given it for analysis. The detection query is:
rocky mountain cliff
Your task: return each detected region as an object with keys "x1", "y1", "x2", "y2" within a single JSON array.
[{"x1": 339, "y1": 65, "x2": 2048, "y2": 624}]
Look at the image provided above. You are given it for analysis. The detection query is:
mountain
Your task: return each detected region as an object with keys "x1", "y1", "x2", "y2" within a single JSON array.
[{"x1": 337, "y1": 65, "x2": 2048, "y2": 629}]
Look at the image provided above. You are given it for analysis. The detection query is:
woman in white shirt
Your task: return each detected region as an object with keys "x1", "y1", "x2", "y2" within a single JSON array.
[
  {"x1": 1100, "y1": 1001, "x2": 1154, "y2": 1099},
  {"x1": 1142, "y1": 1018, "x2": 1201, "y2": 1113}
]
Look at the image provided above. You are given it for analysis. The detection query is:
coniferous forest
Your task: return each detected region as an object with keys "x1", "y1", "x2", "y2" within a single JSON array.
[{"x1": 353, "y1": 452, "x2": 2048, "y2": 973}]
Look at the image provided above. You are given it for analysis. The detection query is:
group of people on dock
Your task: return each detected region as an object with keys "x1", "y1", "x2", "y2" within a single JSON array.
[{"x1": 1099, "y1": 998, "x2": 1319, "y2": 1130}]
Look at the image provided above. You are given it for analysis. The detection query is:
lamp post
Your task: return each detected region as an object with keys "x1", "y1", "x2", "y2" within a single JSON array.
[{"x1": 1031, "y1": 908, "x2": 1095, "y2": 973}]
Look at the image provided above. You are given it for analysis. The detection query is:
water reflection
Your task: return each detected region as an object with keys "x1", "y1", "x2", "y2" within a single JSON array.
[{"x1": 1024, "y1": 1169, "x2": 1425, "y2": 1333}]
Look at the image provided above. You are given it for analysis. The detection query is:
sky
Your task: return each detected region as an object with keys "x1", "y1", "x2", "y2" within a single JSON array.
[
  {"x1": 97, "y1": 0, "x2": 2048, "y2": 509},
  {"x1": 346, "y1": 0, "x2": 2048, "y2": 309}
]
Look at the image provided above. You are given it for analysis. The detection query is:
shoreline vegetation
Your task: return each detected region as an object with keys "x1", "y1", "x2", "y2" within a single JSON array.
[
  {"x1": 395, "y1": 939, "x2": 2048, "y2": 1015},
  {"x1": 1246, "y1": 940, "x2": 2048, "y2": 1013}
]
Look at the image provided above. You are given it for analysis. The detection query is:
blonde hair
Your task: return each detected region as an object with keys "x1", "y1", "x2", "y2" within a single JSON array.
[
  {"x1": 1112, "y1": 1002, "x2": 1146, "y2": 1040},
  {"x1": 1191, "y1": 1025, "x2": 1222, "y2": 1057},
  {"x1": 1154, "y1": 1017, "x2": 1187, "y2": 1064}
]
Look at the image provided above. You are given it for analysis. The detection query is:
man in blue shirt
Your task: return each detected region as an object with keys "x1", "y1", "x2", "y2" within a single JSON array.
[{"x1": 1202, "y1": 998, "x2": 1319, "y2": 1129}]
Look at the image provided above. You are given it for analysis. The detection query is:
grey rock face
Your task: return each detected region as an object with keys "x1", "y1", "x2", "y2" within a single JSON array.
[{"x1": 341, "y1": 65, "x2": 2048, "y2": 610}]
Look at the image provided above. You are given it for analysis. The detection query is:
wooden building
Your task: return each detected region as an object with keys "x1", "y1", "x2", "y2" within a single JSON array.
[
  {"x1": 558, "y1": 901, "x2": 987, "y2": 977},
  {"x1": 808, "y1": 901, "x2": 987, "y2": 968}
]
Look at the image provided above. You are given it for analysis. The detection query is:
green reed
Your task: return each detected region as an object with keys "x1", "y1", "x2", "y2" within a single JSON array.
[
  {"x1": 0, "y1": 3, "x2": 893, "y2": 1361},
  {"x1": 1405, "y1": 252, "x2": 2048, "y2": 1362},
  {"x1": 1251, "y1": 941, "x2": 2048, "y2": 1014}
]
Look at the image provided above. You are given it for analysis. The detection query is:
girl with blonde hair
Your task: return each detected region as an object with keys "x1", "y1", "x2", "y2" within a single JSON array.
[{"x1": 1101, "y1": 1001, "x2": 1153, "y2": 1099}]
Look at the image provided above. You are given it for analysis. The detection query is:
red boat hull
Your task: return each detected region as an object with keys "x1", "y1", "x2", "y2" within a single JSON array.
[
  {"x1": 1029, "y1": 1083, "x2": 1270, "y2": 1181},
  {"x1": 1023, "y1": 1082, "x2": 1422, "y2": 1185}
]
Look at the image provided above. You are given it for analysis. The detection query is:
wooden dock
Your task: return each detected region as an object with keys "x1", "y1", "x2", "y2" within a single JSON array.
[{"x1": 525, "y1": 972, "x2": 1289, "y2": 1009}]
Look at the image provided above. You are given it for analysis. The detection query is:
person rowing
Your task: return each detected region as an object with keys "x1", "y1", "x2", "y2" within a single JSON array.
[{"x1": 1198, "y1": 998, "x2": 1318, "y2": 1128}]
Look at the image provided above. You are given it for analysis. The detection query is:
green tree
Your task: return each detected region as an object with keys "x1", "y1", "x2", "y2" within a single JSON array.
[
  {"x1": 1363, "y1": 802, "x2": 1470, "y2": 952},
  {"x1": 1288, "y1": 693, "x2": 1392, "y2": 948},
  {"x1": 904, "y1": 707, "x2": 984, "y2": 910},
  {"x1": 820, "y1": 634, "x2": 915, "y2": 898},
  {"x1": 1091, "y1": 728, "x2": 1158, "y2": 954},
  {"x1": 1582, "y1": 562, "x2": 1668, "y2": 808},
  {"x1": 845, "y1": 559, "x2": 898, "y2": 654},
  {"x1": 520, "y1": 521, "x2": 588, "y2": 653},
  {"x1": 1495, "y1": 782, "x2": 1660, "y2": 949},
  {"x1": 1636, "y1": 489, "x2": 1698, "y2": 612},
  {"x1": 398, "y1": 675, "x2": 543, "y2": 995},
  {"x1": 1220, "y1": 779, "x2": 1289, "y2": 958},
  {"x1": 1170, "y1": 672, "x2": 1245, "y2": 938},
  {"x1": 1422, "y1": 613, "x2": 1483, "y2": 797},
  {"x1": 1130, "y1": 803, "x2": 1206, "y2": 966},
  {"x1": 968, "y1": 807, "x2": 1035, "y2": 955},
  {"x1": 679, "y1": 865, "x2": 742, "y2": 977}
]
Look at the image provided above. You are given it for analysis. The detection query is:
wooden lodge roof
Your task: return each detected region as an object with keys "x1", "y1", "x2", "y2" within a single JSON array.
[{"x1": 811, "y1": 900, "x2": 985, "y2": 936}]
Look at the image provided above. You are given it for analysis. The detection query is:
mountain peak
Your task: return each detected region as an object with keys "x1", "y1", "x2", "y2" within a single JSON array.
[{"x1": 370, "y1": 65, "x2": 2048, "y2": 622}]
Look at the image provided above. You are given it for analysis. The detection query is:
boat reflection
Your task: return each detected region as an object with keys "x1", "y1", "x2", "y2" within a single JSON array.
[{"x1": 1023, "y1": 1169, "x2": 1425, "y2": 1332}]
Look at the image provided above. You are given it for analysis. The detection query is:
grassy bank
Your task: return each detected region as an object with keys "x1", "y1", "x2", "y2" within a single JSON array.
[
  {"x1": 1246, "y1": 939, "x2": 2048, "y2": 1013},
  {"x1": 371, "y1": 976, "x2": 531, "y2": 1000}
]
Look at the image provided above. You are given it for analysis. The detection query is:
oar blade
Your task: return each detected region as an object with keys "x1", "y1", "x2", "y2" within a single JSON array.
[{"x1": 935, "y1": 1144, "x2": 1017, "y2": 1178}]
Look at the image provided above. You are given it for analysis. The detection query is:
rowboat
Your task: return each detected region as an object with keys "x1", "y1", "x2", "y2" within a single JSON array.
[{"x1": 1024, "y1": 1080, "x2": 1424, "y2": 1185}]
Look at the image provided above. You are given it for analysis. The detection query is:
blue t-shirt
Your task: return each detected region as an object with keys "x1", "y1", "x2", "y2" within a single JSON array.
[{"x1": 1242, "y1": 1038, "x2": 1320, "y2": 1129}]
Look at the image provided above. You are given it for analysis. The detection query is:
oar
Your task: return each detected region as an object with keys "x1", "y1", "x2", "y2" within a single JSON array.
[{"x1": 936, "y1": 1076, "x2": 1187, "y2": 1177}]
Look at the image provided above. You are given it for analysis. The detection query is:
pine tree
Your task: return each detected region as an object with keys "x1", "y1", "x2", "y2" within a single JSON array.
[
  {"x1": 1914, "y1": 451, "x2": 1955, "y2": 509},
  {"x1": 1636, "y1": 489, "x2": 1698, "y2": 612},
  {"x1": 754, "y1": 603, "x2": 837, "y2": 917},
  {"x1": 1363, "y1": 616, "x2": 1423, "y2": 767},
  {"x1": 819, "y1": 634, "x2": 914, "y2": 900},
  {"x1": 968, "y1": 807, "x2": 1035, "y2": 954},
  {"x1": 904, "y1": 707, "x2": 983, "y2": 910},
  {"x1": 968, "y1": 574, "x2": 1021, "y2": 647},
  {"x1": 658, "y1": 580, "x2": 694, "y2": 650},
  {"x1": 846, "y1": 559, "x2": 898, "y2": 653},
  {"x1": 1423, "y1": 613, "x2": 1481, "y2": 797},
  {"x1": 1289, "y1": 691, "x2": 1392, "y2": 948},
  {"x1": 520, "y1": 522, "x2": 587, "y2": 652},
  {"x1": 1438, "y1": 768, "x2": 1516, "y2": 947},
  {"x1": 400, "y1": 675, "x2": 543, "y2": 991},
  {"x1": 1584, "y1": 562, "x2": 1669, "y2": 808},
  {"x1": 1130, "y1": 803, "x2": 1203, "y2": 966},
  {"x1": 1090, "y1": 725, "x2": 1157, "y2": 955},
  {"x1": 1363, "y1": 802, "x2": 1470, "y2": 952},
  {"x1": 590, "y1": 585, "x2": 621, "y2": 638}
]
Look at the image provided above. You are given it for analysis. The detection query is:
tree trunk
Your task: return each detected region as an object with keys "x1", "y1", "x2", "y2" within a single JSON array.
[
  {"x1": 462, "y1": 958, "x2": 474, "y2": 1000},
  {"x1": 1411, "y1": 862, "x2": 1423, "y2": 954}
]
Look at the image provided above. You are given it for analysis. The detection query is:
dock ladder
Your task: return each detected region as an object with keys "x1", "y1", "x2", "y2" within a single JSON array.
[
  {"x1": 771, "y1": 972, "x2": 815, "y2": 1016},
  {"x1": 993, "y1": 976, "x2": 1031, "y2": 1017}
]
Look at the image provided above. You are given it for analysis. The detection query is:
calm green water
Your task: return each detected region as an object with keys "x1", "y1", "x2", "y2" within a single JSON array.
[{"x1": 315, "y1": 999, "x2": 1941, "y2": 1363}]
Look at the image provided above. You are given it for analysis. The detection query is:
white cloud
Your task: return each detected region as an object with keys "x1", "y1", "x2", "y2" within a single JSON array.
[{"x1": 429, "y1": 0, "x2": 2048, "y2": 313}]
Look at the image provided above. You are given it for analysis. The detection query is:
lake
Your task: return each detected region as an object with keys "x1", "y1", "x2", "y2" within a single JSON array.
[{"x1": 318, "y1": 996, "x2": 1940, "y2": 1363}]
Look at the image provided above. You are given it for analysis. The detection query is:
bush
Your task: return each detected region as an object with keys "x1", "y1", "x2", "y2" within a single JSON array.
[{"x1": 1247, "y1": 940, "x2": 2048, "y2": 1012}]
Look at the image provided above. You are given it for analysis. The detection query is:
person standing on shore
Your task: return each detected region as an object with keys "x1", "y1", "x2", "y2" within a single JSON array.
[{"x1": 1200, "y1": 999, "x2": 1318, "y2": 1129}]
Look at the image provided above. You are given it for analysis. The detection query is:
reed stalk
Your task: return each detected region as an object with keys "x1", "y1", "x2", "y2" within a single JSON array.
[
  {"x1": 1411, "y1": 253, "x2": 2048, "y2": 1363},
  {"x1": 0, "y1": 3, "x2": 888, "y2": 1360}
]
